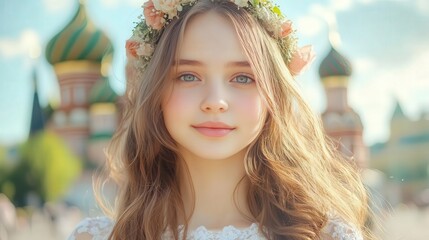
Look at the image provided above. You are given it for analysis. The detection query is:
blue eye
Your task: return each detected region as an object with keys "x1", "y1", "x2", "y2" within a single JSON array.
[
  {"x1": 233, "y1": 75, "x2": 253, "y2": 84},
  {"x1": 179, "y1": 74, "x2": 198, "y2": 82}
]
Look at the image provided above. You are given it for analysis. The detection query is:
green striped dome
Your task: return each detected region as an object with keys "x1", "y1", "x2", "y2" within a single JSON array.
[
  {"x1": 45, "y1": 3, "x2": 113, "y2": 65},
  {"x1": 319, "y1": 47, "x2": 352, "y2": 78},
  {"x1": 89, "y1": 77, "x2": 118, "y2": 104}
]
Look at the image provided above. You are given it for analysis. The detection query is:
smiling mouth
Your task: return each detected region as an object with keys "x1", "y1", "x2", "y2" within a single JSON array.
[
  {"x1": 193, "y1": 127, "x2": 234, "y2": 137},
  {"x1": 192, "y1": 122, "x2": 235, "y2": 137}
]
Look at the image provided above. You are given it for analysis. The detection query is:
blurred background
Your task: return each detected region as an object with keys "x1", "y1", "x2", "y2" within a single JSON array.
[{"x1": 0, "y1": 0, "x2": 428, "y2": 239}]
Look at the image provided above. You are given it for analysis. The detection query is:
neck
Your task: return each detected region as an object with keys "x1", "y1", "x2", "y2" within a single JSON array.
[{"x1": 178, "y1": 149, "x2": 253, "y2": 230}]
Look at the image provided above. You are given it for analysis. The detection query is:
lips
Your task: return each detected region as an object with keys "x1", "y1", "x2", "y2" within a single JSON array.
[{"x1": 192, "y1": 121, "x2": 235, "y2": 137}]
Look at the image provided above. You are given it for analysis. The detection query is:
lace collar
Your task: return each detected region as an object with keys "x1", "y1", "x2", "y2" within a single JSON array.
[
  {"x1": 68, "y1": 214, "x2": 363, "y2": 240},
  {"x1": 163, "y1": 222, "x2": 266, "y2": 240}
]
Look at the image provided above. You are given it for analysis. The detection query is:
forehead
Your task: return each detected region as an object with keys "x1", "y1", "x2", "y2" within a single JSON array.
[{"x1": 177, "y1": 11, "x2": 249, "y2": 63}]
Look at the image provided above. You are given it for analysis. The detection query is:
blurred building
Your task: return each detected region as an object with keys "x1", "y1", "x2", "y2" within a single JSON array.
[
  {"x1": 317, "y1": 40, "x2": 391, "y2": 216},
  {"x1": 371, "y1": 102, "x2": 429, "y2": 206},
  {"x1": 45, "y1": 2, "x2": 120, "y2": 166},
  {"x1": 319, "y1": 43, "x2": 368, "y2": 169},
  {"x1": 41, "y1": 2, "x2": 122, "y2": 210},
  {"x1": 30, "y1": 69, "x2": 45, "y2": 136}
]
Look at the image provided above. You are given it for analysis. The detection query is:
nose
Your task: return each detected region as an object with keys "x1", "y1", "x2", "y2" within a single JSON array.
[{"x1": 200, "y1": 83, "x2": 229, "y2": 113}]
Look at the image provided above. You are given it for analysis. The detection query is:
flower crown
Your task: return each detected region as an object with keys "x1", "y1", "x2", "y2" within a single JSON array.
[{"x1": 126, "y1": 0, "x2": 315, "y2": 76}]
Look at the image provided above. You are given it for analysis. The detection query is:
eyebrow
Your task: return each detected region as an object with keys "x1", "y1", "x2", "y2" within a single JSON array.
[
  {"x1": 173, "y1": 59, "x2": 251, "y2": 68},
  {"x1": 227, "y1": 61, "x2": 251, "y2": 67},
  {"x1": 173, "y1": 59, "x2": 203, "y2": 66}
]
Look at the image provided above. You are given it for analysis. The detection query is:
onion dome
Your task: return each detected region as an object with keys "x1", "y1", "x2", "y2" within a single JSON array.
[
  {"x1": 319, "y1": 47, "x2": 352, "y2": 78},
  {"x1": 89, "y1": 77, "x2": 118, "y2": 104},
  {"x1": 45, "y1": 3, "x2": 113, "y2": 65}
]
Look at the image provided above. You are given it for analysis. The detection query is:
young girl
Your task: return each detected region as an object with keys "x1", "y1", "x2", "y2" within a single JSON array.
[{"x1": 69, "y1": 0, "x2": 371, "y2": 239}]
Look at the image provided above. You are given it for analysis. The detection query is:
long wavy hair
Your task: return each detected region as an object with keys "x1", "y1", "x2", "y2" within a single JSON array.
[{"x1": 96, "y1": 0, "x2": 371, "y2": 239}]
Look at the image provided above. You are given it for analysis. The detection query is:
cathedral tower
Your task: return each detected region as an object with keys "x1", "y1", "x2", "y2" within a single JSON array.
[
  {"x1": 319, "y1": 43, "x2": 368, "y2": 168},
  {"x1": 45, "y1": 2, "x2": 114, "y2": 161}
]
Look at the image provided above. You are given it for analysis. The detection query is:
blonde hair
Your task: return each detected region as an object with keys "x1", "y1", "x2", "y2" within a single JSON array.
[{"x1": 97, "y1": 1, "x2": 371, "y2": 239}]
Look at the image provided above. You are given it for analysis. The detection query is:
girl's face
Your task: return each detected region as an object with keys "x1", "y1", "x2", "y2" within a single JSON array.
[{"x1": 162, "y1": 11, "x2": 267, "y2": 161}]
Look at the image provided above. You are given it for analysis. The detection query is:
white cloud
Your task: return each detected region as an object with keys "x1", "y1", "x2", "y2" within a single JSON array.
[
  {"x1": 309, "y1": 0, "x2": 378, "y2": 34},
  {"x1": 349, "y1": 48, "x2": 429, "y2": 144},
  {"x1": 350, "y1": 72, "x2": 393, "y2": 144},
  {"x1": 43, "y1": 0, "x2": 73, "y2": 12},
  {"x1": 369, "y1": 50, "x2": 429, "y2": 105},
  {"x1": 330, "y1": 0, "x2": 354, "y2": 11},
  {"x1": 296, "y1": 15, "x2": 323, "y2": 37},
  {"x1": 416, "y1": 0, "x2": 429, "y2": 14},
  {"x1": 356, "y1": 0, "x2": 376, "y2": 5},
  {"x1": 0, "y1": 30, "x2": 42, "y2": 58},
  {"x1": 353, "y1": 57, "x2": 376, "y2": 73},
  {"x1": 310, "y1": 4, "x2": 337, "y2": 27},
  {"x1": 309, "y1": 4, "x2": 339, "y2": 34},
  {"x1": 390, "y1": 50, "x2": 429, "y2": 115}
]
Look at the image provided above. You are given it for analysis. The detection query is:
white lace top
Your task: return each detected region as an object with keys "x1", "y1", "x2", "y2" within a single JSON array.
[{"x1": 67, "y1": 214, "x2": 363, "y2": 240}]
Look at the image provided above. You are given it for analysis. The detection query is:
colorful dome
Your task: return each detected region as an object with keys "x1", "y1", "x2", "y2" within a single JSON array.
[
  {"x1": 45, "y1": 3, "x2": 113, "y2": 65},
  {"x1": 89, "y1": 77, "x2": 118, "y2": 104},
  {"x1": 319, "y1": 47, "x2": 352, "y2": 78}
]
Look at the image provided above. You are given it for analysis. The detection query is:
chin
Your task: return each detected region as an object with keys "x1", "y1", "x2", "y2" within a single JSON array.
[{"x1": 181, "y1": 146, "x2": 247, "y2": 162}]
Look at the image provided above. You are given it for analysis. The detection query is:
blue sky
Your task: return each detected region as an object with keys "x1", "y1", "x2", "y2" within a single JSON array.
[{"x1": 1, "y1": 0, "x2": 429, "y2": 146}]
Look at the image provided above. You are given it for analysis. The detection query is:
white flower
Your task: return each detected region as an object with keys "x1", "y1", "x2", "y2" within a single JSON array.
[
  {"x1": 255, "y1": 5, "x2": 270, "y2": 22},
  {"x1": 134, "y1": 0, "x2": 298, "y2": 70},
  {"x1": 180, "y1": 0, "x2": 196, "y2": 4},
  {"x1": 152, "y1": 0, "x2": 183, "y2": 19},
  {"x1": 232, "y1": 0, "x2": 249, "y2": 7},
  {"x1": 136, "y1": 43, "x2": 155, "y2": 57},
  {"x1": 254, "y1": 7, "x2": 274, "y2": 35}
]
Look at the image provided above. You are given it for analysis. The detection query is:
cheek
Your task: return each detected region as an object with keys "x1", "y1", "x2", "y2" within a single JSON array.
[
  {"x1": 236, "y1": 93, "x2": 267, "y2": 124},
  {"x1": 162, "y1": 88, "x2": 195, "y2": 120}
]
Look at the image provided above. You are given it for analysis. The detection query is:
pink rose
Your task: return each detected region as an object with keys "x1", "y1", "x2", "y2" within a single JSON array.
[
  {"x1": 288, "y1": 45, "x2": 316, "y2": 76},
  {"x1": 125, "y1": 39, "x2": 140, "y2": 58},
  {"x1": 280, "y1": 21, "x2": 292, "y2": 38},
  {"x1": 144, "y1": 0, "x2": 164, "y2": 30}
]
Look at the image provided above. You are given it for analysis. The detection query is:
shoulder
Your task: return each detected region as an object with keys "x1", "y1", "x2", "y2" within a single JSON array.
[
  {"x1": 320, "y1": 213, "x2": 363, "y2": 240},
  {"x1": 67, "y1": 216, "x2": 114, "y2": 240}
]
